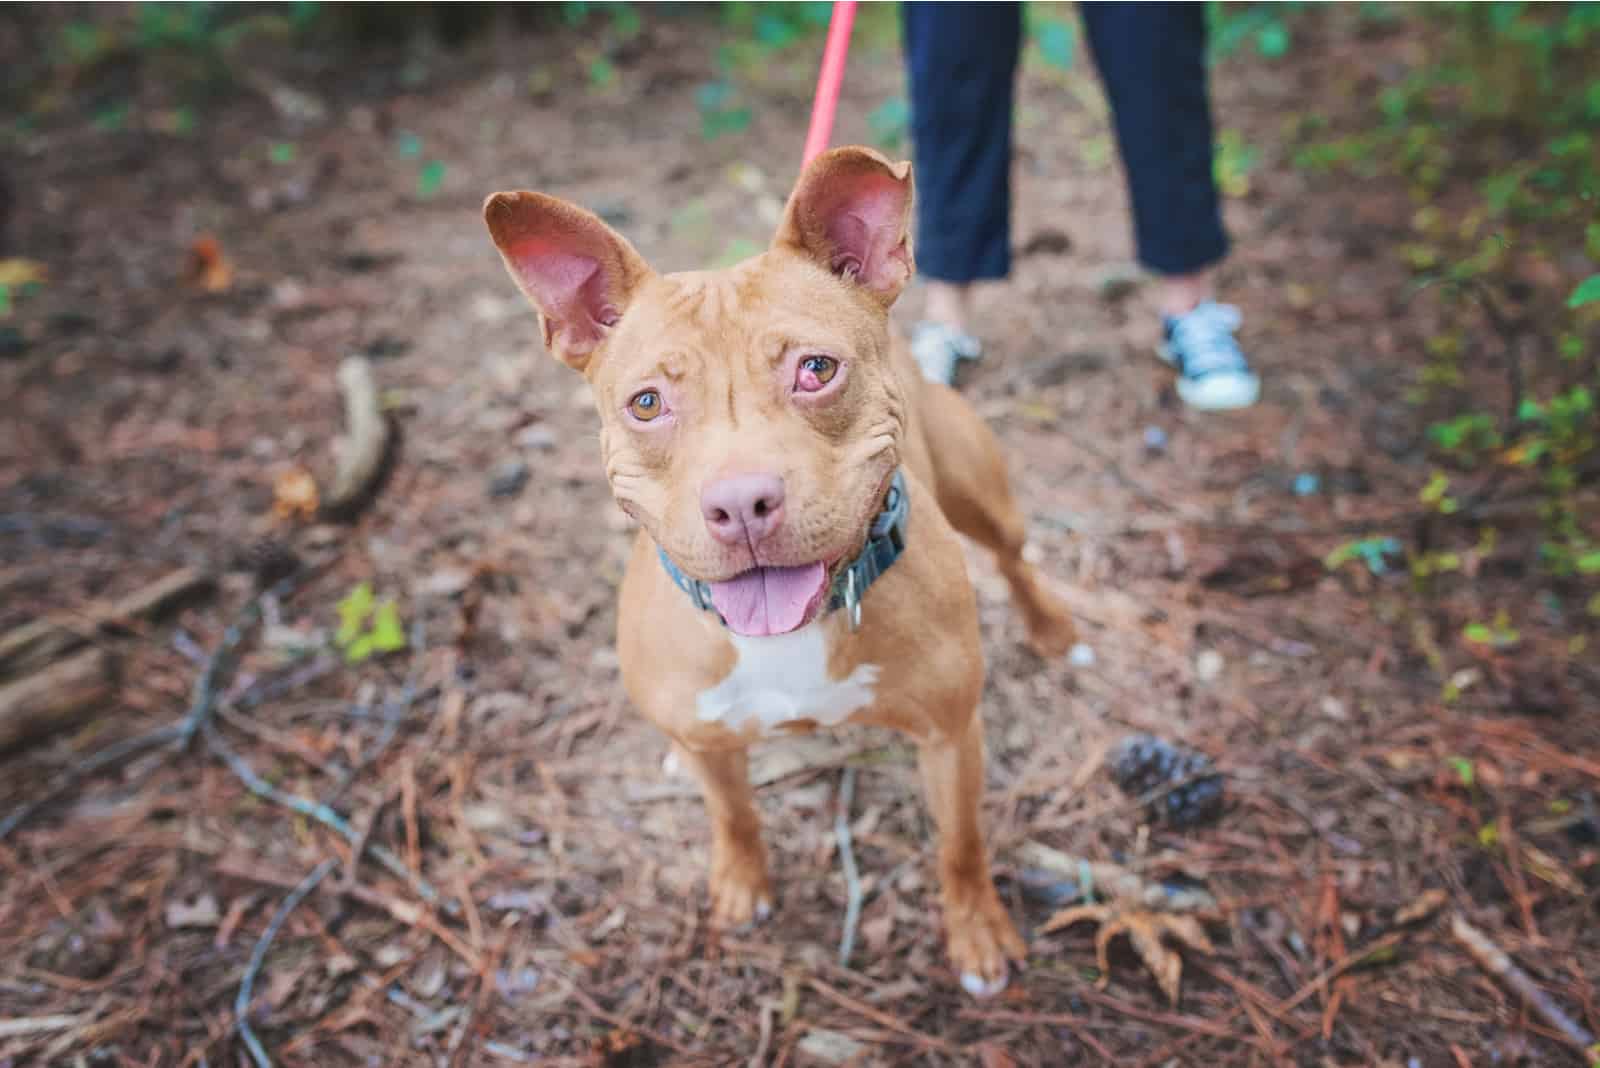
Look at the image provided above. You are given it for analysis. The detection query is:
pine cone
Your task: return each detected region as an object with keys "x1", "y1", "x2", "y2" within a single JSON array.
[
  {"x1": 236, "y1": 536, "x2": 301, "y2": 587},
  {"x1": 1109, "y1": 734, "x2": 1225, "y2": 829}
]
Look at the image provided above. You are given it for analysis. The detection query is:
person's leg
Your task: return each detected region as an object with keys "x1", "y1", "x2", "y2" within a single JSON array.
[
  {"x1": 1081, "y1": 1, "x2": 1226, "y2": 301},
  {"x1": 903, "y1": 2, "x2": 1021, "y2": 381},
  {"x1": 1082, "y1": 1, "x2": 1258, "y2": 409}
]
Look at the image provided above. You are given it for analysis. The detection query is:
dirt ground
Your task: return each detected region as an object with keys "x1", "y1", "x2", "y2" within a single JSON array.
[{"x1": 3, "y1": 9, "x2": 1598, "y2": 1067}]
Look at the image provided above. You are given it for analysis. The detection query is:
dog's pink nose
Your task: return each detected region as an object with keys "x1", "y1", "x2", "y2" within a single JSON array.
[{"x1": 701, "y1": 473, "x2": 786, "y2": 546}]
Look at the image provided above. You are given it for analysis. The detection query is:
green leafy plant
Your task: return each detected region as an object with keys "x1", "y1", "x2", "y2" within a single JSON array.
[
  {"x1": 867, "y1": 97, "x2": 910, "y2": 151},
  {"x1": 1026, "y1": 8, "x2": 1077, "y2": 72},
  {"x1": 696, "y1": 81, "x2": 751, "y2": 142},
  {"x1": 1463, "y1": 610, "x2": 1521, "y2": 649},
  {"x1": 1419, "y1": 471, "x2": 1460, "y2": 515},
  {"x1": 1207, "y1": 2, "x2": 1299, "y2": 62},
  {"x1": 416, "y1": 160, "x2": 446, "y2": 199},
  {"x1": 1213, "y1": 129, "x2": 1259, "y2": 198},
  {"x1": 335, "y1": 583, "x2": 407, "y2": 663},
  {"x1": 1325, "y1": 536, "x2": 1403, "y2": 576},
  {"x1": 1571, "y1": 274, "x2": 1600, "y2": 308}
]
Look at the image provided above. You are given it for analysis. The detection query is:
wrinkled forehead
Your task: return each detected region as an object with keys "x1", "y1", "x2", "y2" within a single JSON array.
[{"x1": 596, "y1": 255, "x2": 880, "y2": 386}]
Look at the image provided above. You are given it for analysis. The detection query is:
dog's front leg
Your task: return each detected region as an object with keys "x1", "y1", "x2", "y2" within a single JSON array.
[
  {"x1": 916, "y1": 717, "x2": 1026, "y2": 997},
  {"x1": 674, "y1": 743, "x2": 773, "y2": 928}
]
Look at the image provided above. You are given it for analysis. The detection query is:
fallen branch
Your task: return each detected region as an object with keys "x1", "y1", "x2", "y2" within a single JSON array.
[
  {"x1": 320, "y1": 355, "x2": 395, "y2": 520},
  {"x1": 237, "y1": 858, "x2": 338, "y2": 1068},
  {"x1": 1016, "y1": 841, "x2": 1219, "y2": 913},
  {"x1": 202, "y1": 721, "x2": 442, "y2": 909},
  {"x1": 1450, "y1": 912, "x2": 1596, "y2": 1051},
  {"x1": 0, "y1": 722, "x2": 182, "y2": 841},
  {"x1": 0, "y1": 574, "x2": 300, "y2": 843},
  {"x1": 835, "y1": 766, "x2": 862, "y2": 967},
  {"x1": 0, "y1": 567, "x2": 212, "y2": 678},
  {"x1": 0, "y1": 646, "x2": 117, "y2": 753}
]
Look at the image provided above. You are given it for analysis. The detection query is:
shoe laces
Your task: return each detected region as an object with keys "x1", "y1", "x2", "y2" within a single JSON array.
[{"x1": 1169, "y1": 301, "x2": 1245, "y2": 378}]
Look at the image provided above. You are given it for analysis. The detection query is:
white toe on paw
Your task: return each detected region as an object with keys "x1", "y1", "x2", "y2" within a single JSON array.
[{"x1": 960, "y1": 970, "x2": 1009, "y2": 999}]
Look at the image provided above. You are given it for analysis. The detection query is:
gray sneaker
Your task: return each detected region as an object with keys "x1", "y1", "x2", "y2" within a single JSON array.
[
  {"x1": 911, "y1": 321, "x2": 982, "y2": 385},
  {"x1": 1158, "y1": 301, "x2": 1260, "y2": 411}
]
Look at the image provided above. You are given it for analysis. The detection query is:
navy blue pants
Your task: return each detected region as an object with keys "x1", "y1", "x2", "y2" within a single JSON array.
[{"x1": 903, "y1": 2, "x2": 1228, "y2": 282}]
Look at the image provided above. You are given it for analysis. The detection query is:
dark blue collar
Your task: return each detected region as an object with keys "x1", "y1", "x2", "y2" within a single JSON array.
[{"x1": 657, "y1": 469, "x2": 909, "y2": 633}]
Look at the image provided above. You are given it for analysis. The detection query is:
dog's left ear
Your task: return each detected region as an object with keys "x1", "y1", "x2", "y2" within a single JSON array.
[{"x1": 773, "y1": 146, "x2": 914, "y2": 306}]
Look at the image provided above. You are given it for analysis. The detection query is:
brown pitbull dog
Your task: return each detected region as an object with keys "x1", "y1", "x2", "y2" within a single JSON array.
[{"x1": 484, "y1": 146, "x2": 1077, "y2": 996}]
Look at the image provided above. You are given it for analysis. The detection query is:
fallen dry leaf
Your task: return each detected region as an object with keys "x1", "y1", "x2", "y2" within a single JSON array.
[
  {"x1": 0, "y1": 257, "x2": 47, "y2": 287},
  {"x1": 273, "y1": 466, "x2": 320, "y2": 521},
  {"x1": 590, "y1": 1027, "x2": 644, "y2": 1068},
  {"x1": 183, "y1": 234, "x2": 234, "y2": 292},
  {"x1": 164, "y1": 893, "x2": 221, "y2": 929},
  {"x1": 977, "y1": 1043, "x2": 1018, "y2": 1068},
  {"x1": 1393, "y1": 888, "x2": 1448, "y2": 926}
]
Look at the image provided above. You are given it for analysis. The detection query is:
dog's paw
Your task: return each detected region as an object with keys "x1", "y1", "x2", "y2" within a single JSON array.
[
  {"x1": 1022, "y1": 601, "x2": 1079, "y2": 660},
  {"x1": 945, "y1": 887, "x2": 1026, "y2": 999},
  {"x1": 708, "y1": 851, "x2": 774, "y2": 931},
  {"x1": 1006, "y1": 568, "x2": 1079, "y2": 659},
  {"x1": 710, "y1": 881, "x2": 773, "y2": 931},
  {"x1": 960, "y1": 969, "x2": 1010, "y2": 999}
]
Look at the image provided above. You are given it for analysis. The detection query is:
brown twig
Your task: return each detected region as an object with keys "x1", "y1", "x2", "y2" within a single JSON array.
[
  {"x1": 1281, "y1": 930, "x2": 1409, "y2": 1013},
  {"x1": 834, "y1": 766, "x2": 863, "y2": 967},
  {"x1": 1450, "y1": 912, "x2": 1596, "y2": 1051},
  {"x1": 958, "y1": 1008, "x2": 1116, "y2": 1062},
  {"x1": 804, "y1": 977, "x2": 954, "y2": 1053}
]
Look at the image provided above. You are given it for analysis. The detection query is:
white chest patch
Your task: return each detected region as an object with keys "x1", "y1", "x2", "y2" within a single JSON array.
[{"x1": 696, "y1": 624, "x2": 880, "y2": 734}]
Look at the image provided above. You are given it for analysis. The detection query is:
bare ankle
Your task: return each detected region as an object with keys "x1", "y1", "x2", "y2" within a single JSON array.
[
  {"x1": 924, "y1": 281, "x2": 974, "y2": 333},
  {"x1": 1156, "y1": 271, "x2": 1213, "y2": 318}
]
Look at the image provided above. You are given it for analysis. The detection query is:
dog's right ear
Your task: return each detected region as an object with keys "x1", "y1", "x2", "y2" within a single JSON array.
[{"x1": 483, "y1": 191, "x2": 652, "y2": 372}]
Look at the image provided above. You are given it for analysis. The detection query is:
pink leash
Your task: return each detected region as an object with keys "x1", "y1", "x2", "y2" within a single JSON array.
[{"x1": 801, "y1": 1, "x2": 858, "y2": 168}]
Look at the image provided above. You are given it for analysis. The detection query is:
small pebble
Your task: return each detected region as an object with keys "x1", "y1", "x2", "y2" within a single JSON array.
[
  {"x1": 495, "y1": 967, "x2": 541, "y2": 997},
  {"x1": 1291, "y1": 471, "x2": 1321, "y2": 496},
  {"x1": 1142, "y1": 425, "x2": 1168, "y2": 454},
  {"x1": 514, "y1": 424, "x2": 557, "y2": 451},
  {"x1": 1068, "y1": 642, "x2": 1096, "y2": 668},
  {"x1": 416, "y1": 567, "x2": 472, "y2": 598},
  {"x1": 488, "y1": 459, "x2": 529, "y2": 498},
  {"x1": 1195, "y1": 648, "x2": 1225, "y2": 683}
]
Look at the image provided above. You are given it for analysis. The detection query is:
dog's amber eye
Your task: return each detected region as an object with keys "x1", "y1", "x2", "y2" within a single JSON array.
[
  {"x1": 627, "y1": 389, "x2": 664, "y2": 421},
  {"x1": 796, "y1": 355, "x2": 839, "y2": 392}
]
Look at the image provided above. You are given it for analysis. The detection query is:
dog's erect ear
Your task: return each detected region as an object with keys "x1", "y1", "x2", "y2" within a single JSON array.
[
  {"x1": 483, "y1": 191, "x2": 652, "y2": 372},
  {"x1": 773, "y1": 146, "x2": 915, "y2": 306}
]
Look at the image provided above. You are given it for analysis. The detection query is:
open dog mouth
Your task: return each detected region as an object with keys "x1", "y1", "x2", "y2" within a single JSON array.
[{"x1": 708, "y1": 562, "x2": 832, "y2": 638}]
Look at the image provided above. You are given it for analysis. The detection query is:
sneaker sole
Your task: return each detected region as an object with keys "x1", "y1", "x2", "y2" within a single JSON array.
[
  {"x1": 913, "y1": 349, "x2": 983, "y2": 387},
  {"x1": 1157, "y1": 343, "x2": 1261, "y2": 411}
]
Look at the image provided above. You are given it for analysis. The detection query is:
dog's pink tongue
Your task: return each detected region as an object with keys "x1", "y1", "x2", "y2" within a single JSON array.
[{"x1": 709, "y1": 563, "x2": 829, "y2": 637}]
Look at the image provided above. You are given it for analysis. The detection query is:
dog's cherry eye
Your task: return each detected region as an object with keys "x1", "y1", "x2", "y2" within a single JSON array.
[
  {"x1": 796, "y1": 355, "x2": 839, "y2": 392},
  {"x1": 627, "y1": 389, "x2": 664, "y2": 422}
]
